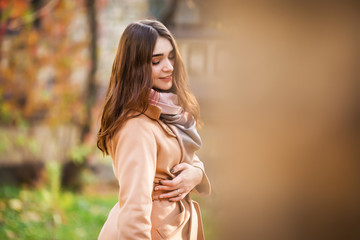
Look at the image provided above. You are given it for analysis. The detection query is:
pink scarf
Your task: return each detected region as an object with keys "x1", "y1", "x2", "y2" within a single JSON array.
[
  {"x1": 149, "y1": 90, "x2": 182, "y2": 115},
  {"x1": 149, "y1": 89, "x2": 202, "y2": 162}
]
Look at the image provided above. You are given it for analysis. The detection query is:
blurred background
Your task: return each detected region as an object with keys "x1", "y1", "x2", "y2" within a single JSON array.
[{"x1": 0, "y1": 0, "x2": 360, "y2": 239}]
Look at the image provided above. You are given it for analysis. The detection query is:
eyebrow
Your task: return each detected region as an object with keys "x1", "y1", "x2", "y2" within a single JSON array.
[{"x1": 152, "y1": 50, "x2": 175, "y2": 58}]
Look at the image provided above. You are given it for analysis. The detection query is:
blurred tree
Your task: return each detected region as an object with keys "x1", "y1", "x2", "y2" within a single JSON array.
[
  {"x1": 62, "y1": 0, "x2": 99, "y2": 191},
  {"x1": 0, "y1": 0, "x2": 88, "y2": 126},
  {"x1": 0, "y1": 0, "x2": 99, "y2": 189}
]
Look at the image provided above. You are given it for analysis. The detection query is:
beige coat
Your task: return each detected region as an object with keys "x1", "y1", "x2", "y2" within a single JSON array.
[{"x1": 98, "y1": 104, "x2": 211, "y2": 239}]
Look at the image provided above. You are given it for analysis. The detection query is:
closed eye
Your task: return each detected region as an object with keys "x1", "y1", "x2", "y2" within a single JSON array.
[
  {"x1": 152, "y1": 57, "x2": 161, "y2": 65},
  {"x1": 169, "y1": 51, "x2": 175, "y2": 60}
]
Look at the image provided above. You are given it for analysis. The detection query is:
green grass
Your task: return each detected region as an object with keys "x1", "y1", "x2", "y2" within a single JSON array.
[
  {"x1": 0, "y1": 185, "x2": 216, "y2": 240},
  {"x1": 0, "y1": 185, "x2": 117, "y2": 240}
]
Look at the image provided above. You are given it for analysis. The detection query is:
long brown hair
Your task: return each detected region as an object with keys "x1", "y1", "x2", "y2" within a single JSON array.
[{"x1": 97, "y1": 19, "x2": 200, "y2": 155}]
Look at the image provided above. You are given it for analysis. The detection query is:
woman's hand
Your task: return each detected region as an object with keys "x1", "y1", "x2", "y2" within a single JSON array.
[{"x1": 154, "y1": 163, "x2": 203, "y2": 202}]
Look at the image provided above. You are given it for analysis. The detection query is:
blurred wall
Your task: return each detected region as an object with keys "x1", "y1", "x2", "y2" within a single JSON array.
[{"x1": 208, "y1": 1, "x2": 360, "y2": 239}]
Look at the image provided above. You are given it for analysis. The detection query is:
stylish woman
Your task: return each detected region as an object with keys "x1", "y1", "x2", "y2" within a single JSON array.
[{"x1": 97, "y1": 20, "x2": 211, "y2": 239}]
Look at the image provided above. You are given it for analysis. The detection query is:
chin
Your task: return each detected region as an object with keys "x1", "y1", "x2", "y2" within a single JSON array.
[{"x1": 153, "y1": 84, "x2": 174, "y2": 93}]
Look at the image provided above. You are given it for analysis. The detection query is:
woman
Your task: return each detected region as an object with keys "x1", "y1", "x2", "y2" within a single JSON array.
[{"x1": 97, "y1": 19, "x2": 211, "y2": 239}]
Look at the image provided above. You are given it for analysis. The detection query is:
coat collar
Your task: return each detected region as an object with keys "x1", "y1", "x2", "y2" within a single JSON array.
[
  {"x1": 140, "y1": 104, "x2": 177, "y2": 138},
  {"x1": 143, "y1": 104, "x2": 161, "y2": 120}
]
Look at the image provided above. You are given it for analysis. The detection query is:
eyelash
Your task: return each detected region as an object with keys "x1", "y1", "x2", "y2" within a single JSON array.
[{"x1": 152, "y1": 55, "x2": 175, "y2": 65}]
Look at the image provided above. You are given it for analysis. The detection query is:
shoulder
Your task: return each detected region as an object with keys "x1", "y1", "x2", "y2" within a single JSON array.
[
  {"x1": 114, "y1": 113, "x2": 159, "y2": 141},
  {"x1": 123, "y1": 112, "x2": 158, "y2": 131},
  {"x1": 109, "y1": 113, "x2": 158, "y2": 155}
]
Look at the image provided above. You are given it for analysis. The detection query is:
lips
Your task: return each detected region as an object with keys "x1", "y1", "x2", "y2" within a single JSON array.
[{"x1": 159, "y1": 75, "x2": 172, "y2": 82}]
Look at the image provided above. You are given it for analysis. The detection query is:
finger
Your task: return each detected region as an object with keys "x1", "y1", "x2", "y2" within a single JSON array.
[
  {"x1": 160, "y1": 189, "x2": 182, "y2": 199},
  {"x1": 160, "y1": 177, "x2": 181, "y2": 187},
  {"x1": 154, "y1": 185, "x2": 175, "y2": 191},
  {"x1": 169, "y1": 193, "x2": 186, "y2": 202},
  {"x1": 170, "y1": 163, "x2": 189, "y2": 174}
]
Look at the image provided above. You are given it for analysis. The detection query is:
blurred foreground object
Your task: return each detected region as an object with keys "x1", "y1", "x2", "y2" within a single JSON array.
[{"x1": 211, "y1": 1, "x2": 360, "y2": 239}]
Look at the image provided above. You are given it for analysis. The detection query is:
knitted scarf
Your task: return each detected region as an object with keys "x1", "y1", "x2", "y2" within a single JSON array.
[{"x1": 149, "y1": 89, "x2": 202, "y2": 162}]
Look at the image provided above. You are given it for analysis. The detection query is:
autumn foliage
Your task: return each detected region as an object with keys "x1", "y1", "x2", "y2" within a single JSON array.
[{"x1": 1, "y1": 0, "x2": 90, "y2": 127}]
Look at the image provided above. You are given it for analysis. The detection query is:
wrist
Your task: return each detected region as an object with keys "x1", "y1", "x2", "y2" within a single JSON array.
[{"x1": 193, "y1": 166, "x2": 204, "y2": 186}]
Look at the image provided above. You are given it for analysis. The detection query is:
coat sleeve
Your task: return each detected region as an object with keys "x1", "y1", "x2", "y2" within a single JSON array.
[
  {"x1": 191, "y1": 154, "x2": 211, "y2": 197},
  {"x1": 112, "y1": 118, "x2": 157, "y2": 239}
]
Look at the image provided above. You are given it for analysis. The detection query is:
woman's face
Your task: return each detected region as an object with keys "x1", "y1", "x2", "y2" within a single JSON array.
[{"x1": 152, "y1": 37, "x2": 175, "y2": 91}]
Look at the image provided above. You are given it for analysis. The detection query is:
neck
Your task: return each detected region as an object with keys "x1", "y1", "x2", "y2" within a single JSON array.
[{"x1": 152, "y1": 86, "x2": 176, "y2": 93}]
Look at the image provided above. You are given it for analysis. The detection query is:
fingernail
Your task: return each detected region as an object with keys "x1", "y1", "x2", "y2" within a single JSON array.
[
  {"x1": 160, "y1": 195, "x2": 163, "y2": 199},
  {"x1": 155, "y1": 187, "x2": 159, "y2": 191},
  {"x1": 170, "y1": 169, "x2": 175, "y2": 174},
  {"x1": 159, "y1": 180, "x2": 162, "y2": 185}
]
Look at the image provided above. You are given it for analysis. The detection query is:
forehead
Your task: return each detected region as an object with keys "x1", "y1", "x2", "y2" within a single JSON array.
[{"x1": 153, "y1": 37, "x2": 173, "y2": 54}]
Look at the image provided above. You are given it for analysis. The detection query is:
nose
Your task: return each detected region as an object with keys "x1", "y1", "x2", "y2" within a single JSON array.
[{"x1": 162, "y1": 59, "x2": 174, "y2": 72}]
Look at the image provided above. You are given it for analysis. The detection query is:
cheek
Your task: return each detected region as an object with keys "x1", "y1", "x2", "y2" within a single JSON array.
[{"x1": 152, "y1": 66, "x2": 160, "y2": 79}]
